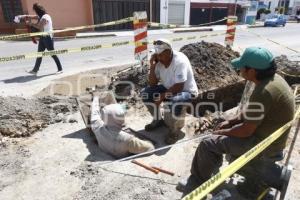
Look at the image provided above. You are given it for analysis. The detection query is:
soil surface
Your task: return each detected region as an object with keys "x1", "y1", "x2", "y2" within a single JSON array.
[
  {"x1": 0, "y1": 41, "x2": 299, "y2": 200},
  {"x1": 0, "y1": 96, "x2": 78, "y2": 138}
]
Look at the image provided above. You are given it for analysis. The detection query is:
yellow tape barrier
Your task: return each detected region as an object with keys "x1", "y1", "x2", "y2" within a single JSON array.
[
  {"x1": 149, "y1": 18, "x2": 227, "y2": 29},
  {"x1": 0, "y1": 17, "x2": 226, "y2": 41},
  {"x1": 0, "y1": 17, "x2": 133, "y2": 40},
  {"x1": 0, "y1": 32, "x2": 226, "y2": 63},
  {"x1": 182, "y1": 107, "x2": 300, "y2": 200}
]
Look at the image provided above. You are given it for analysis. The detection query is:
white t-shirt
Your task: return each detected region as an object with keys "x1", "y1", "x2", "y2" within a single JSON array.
[
  {"x1": 155, "y1": 50, "x2": 199, "y2": 95},
  {"x1": 41, "y1": 14, "x2": 53, "y2": 37}
]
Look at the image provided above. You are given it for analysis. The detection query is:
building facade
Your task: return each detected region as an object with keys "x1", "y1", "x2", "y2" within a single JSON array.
[
  {"x1": 0, "y1": 0, "x2": 94, "y2": 33},
  {"x1": 0, "y1": 0, "x2": 160, "y2": 33}
]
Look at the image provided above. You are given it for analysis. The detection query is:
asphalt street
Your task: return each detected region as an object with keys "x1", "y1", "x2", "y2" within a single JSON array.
[{"x1": 0, "y1": 23, "x2": 299, "y2": 96}]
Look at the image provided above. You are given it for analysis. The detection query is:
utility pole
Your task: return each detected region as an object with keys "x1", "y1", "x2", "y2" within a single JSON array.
[
  {"x1": 234, "y1": 0, "x2": 238, "y2": 16},
  {"x1": 150, "y1": 0, "x2": 153, "y2": 22}
]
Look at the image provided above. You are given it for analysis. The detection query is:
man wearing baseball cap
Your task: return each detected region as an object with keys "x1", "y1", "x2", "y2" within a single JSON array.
[
  {"x1": 178, "y1": 47, "x2": 295, "y2": 197},
  {"x1": 141, "y1": 39, "x2": 198, "y2": 144}
]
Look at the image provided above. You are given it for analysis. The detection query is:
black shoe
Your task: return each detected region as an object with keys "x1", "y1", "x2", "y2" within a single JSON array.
[
  {"x1": 145, "y1": 120, "x2": 164, "y2": 131},
  {"x1": 177, "y1": 175, "x2": 203, "y2": 193}
]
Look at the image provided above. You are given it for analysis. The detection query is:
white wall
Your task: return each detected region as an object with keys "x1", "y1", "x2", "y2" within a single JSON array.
[
  {"x1": 268, "y1": 0, "x2": 279, "y2": 13},
  {"x1": 161, "y1": 0, "x2": 191, "y2": 25},
  {"x1": 185, "y1": 0, "x2": 191, "y2": 25},
  {"x1": 160, "y1": 0, "x2": 169, "y2": 24}
]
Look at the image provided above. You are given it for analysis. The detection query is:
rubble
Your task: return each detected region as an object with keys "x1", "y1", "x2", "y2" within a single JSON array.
[
  {"x1": 275, "y1": 55, "x2": 300, "y2": 85},
  {"x1": 0, "y1": 96, "x2": 78, "y2": 138}
]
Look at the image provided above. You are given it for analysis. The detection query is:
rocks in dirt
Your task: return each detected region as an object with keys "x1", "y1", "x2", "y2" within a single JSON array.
[
  {"x1": 0, "y1": 96, "x2": 78, "y2": 138},
  {"x1": 274, "y1": 55, "x2": 300, "y2": 85},
  {"x1": 275, "y1": 55, "x2": 300, "y2": 75},
  {"x1": 55, "y1": 113, "x2": 64, "y2": 123},
  {"x1": 63, "y1": 115, "x2": 78, "y2": 123}
]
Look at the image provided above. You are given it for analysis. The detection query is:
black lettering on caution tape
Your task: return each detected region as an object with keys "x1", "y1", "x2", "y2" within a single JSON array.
[
  {"x1": 187, "y1": 36, "x2": 197, "y2": 40},
  {"x1": 41, "y1": 49, "x2": 69, "y2": 57},
  {"x1": 172, "y1": 38, "x2": 183, "y2": 42},
  {"x1": 81, "y1": 45, "x2": 103, "y2": 51},
  {"x1": 112, "y1": 41, "x2": 130, "y2": 47},
  {"x1": 0, "y1": 55, "x2": 26, "y2": 62}
]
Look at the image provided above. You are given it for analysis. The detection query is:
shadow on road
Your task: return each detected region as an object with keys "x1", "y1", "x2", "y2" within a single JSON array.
[
  {"x1": 62, "y1": 128, "x2": 115, "y2": 162},
  {"x1": 1, "y1": 73, "x2": 56, "y2": 84}
]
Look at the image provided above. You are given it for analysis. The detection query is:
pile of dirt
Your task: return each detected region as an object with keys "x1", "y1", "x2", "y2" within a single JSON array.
[
  {"x1": 275, "y1": 55, "x2": 300, "y2": 85},
  {"x1": 0, "y1": 96, "x2": 78, "y2": 138},
  {"x1": 114, "y1": 41, "x2": 242, "y2": 92},
  {"x1": 113, "y1": 42, "x2": 244, "y2": 115},
  {"x1": 180, "y1": 41, "x2": 242, "y2": 91}
]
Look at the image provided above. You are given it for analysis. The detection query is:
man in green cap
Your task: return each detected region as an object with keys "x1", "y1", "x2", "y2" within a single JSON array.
[{"x1": 177, "y1": 47, "x2": 295, "y2": 194}]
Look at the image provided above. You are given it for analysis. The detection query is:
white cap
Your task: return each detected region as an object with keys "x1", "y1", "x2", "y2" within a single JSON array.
[{"x1": 153, "y1": 39, "x2": 172, "y2": 54}]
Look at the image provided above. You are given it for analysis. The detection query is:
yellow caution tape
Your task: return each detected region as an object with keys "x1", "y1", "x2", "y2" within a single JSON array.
[
  {"x1": 0, "y1": 32, "x2": 225, "y2": 63},
  {"x1": 182, "y1": 107, "x2": 300, "y2": 200},
  {"x1": 149, "y1": 18, "x2": 227, "y2": 29},
  {"x1": 0, "y1": 17, "x2": 134, "y2": 40},
  {"x1": 0, "y1": 40, "x2": 133, "y2": 62}
]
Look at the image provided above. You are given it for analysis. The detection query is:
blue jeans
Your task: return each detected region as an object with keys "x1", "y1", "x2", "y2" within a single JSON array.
[{"x1": 141, "y1": 85, "x2": 193, "y2": 116}]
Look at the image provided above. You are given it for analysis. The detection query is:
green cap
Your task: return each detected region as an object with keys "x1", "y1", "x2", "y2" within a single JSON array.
[{"x1": 231, "y1": 47, "x2": 274, "y2": 70}]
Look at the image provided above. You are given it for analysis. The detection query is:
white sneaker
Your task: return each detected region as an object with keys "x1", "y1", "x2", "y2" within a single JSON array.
[
  {"x1": 56, "y1": 70, "x2": 63, "y2": 74},
  {"x1": 27, "y1": 70, "x2": 37, "y2": 75}
]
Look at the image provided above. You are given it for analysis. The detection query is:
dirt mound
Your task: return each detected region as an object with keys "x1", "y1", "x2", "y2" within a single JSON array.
[
  {"x1": 113, "y1": 42, "x2": 244, "y2": 114},
  {"x1": 114, "y1": 42, "x2": 242, "y2": 92},
  {"x1": 180, "y1": 41, "x2": 241, "y2": 91},
  {"x1": 0, "y1": 96, "x2": 78, "y2": 138}
]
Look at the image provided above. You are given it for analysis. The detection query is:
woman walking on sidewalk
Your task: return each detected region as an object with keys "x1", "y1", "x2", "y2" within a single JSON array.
[{"x1": 25, "y1": 3, "x2": 63, "y2": 75}]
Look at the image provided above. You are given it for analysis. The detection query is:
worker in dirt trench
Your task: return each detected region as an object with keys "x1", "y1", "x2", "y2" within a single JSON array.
[
  {"x1": 177, "y1": 47, "x2": 295, "y2": 197},
  {"x1": 90, "y1": 92, "x2": 155, "y2": 158},
  {"x1": 141, "y1": 39, "x2": 199, "y2": 144}
]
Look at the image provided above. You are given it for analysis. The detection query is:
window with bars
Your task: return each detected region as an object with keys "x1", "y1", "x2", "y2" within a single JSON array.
[{"x1": 1, "y1": 0, "x2": 23, "y2": 23}]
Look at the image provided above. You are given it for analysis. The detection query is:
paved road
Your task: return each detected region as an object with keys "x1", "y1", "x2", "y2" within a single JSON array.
[{"x1": 0, "y1": 23, "x2": 299, "y2": 96}]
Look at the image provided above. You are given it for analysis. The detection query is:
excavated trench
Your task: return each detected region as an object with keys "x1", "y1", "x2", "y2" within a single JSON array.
[{"x1": 1, "y1": 42, "x2": 299, "y2": 140}]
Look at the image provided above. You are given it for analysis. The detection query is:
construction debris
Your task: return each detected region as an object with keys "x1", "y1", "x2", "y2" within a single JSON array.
[
  {"x1": 0, "y1": 96, "x2": 78, "y2": 138},
  {"x1": 275, "y1": 55, "x2": 300, "y2": 85}
]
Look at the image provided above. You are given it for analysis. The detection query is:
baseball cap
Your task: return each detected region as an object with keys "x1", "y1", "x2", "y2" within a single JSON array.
[
  {"x1": 231, "y1": 47, "x2": 274, "y2": 70},
  {"x1": 153, "y1": 39, "x2": 172, "y2": 54}
]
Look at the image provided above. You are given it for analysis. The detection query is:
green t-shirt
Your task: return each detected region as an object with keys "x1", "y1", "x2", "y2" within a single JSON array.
[{"x1": 244, "y1": 74, "x2": 295, "y2": 156}]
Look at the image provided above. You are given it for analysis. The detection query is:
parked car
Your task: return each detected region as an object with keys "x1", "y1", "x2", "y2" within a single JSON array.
[{"x1": 264, "y1": 15, "x2": 287, "y2": 27}]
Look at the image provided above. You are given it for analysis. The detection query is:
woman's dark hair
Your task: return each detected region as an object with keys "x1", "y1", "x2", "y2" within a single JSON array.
[
  {"x1": 33, "y1": 3, "x2": 47, "y2": 18},
  {"x1": 245, "y1": 60, "x2": 277, "y2": 81}
]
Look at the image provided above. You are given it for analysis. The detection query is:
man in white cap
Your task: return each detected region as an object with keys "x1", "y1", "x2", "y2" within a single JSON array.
[
  {"x1": 141, "y1": 39, "x2": 198, "y2": 144},
  {"x1": 90, "y1": 93, "x2": 154, "y2": 158}
]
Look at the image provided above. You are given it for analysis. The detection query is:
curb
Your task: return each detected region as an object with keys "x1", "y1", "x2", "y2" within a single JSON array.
[
  {"x1": 75, "y1": 33, "x2": 117, "y2": 39},
  {"x1": 173, "y1": 28, "x2": 213, "y2": 33},
  {"x1": 248, "y1": 24, "x2": 265, "y2": 28}
]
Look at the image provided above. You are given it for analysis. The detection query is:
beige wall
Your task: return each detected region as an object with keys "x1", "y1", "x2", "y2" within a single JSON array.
[
  {"x1": 23, "y1": 0, "x2": 94, "y2": 29},
  {"x1": 0, "y1": 0, "x2": 94, "y2": 33}
]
